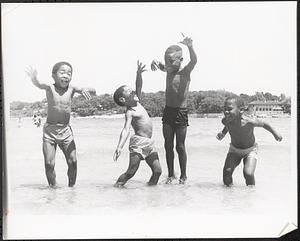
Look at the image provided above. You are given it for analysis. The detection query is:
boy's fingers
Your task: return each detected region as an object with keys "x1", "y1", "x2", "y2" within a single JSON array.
[
  {"x1": 83, "y1": 92, "x2": 89, "y2": 100},
  {"x1": 114, "y1": 151, "x2": 120, "y2": 161}
]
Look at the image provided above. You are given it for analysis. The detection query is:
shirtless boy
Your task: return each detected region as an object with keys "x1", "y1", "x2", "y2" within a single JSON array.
[
  {"x1": 216, "y1": 97, "x2": 282, "y2": 186},
  {"x1": 113, "y1": 61, "x2": 162, "y2": 187},
  {"x1": 26, "y1": 62, "x2": 96, "y2": 187},
  {"x1": 151, "y1": 34, "x2": 197, "y2": 184}
]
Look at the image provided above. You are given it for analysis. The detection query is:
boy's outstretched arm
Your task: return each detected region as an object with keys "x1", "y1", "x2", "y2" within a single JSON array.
[
  {"x1": 252, "y1": 119, "x2": 283, "y2": 141},
  {"x1": 113, "y1": 111, "x2": 132, "y2": 161},
  {"x1": 73, "y1": 86, "x2": 96, "y2": 100},
  {"x1": 180, "y1": 35, "x2": 197, "y2": 72},
  {"x1": 25, "y1": 66, "x2": 49, "y2": 90},
  {"x1": 135, "y1": 60, "x2": 147, "y2": 100}
]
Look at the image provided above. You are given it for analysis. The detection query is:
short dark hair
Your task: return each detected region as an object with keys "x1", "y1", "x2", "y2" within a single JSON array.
[
  {"x1": 52, "y1": 61, "x2": 73, "y2": 75},
  {"x1": 225, "y1": 96, "x2": 245, "y2": 109},
  {"x1": 164, "y1": 45, "x2": 182, "y2": 62},
  {"x1": 113, "y1": 85, "x2": 126, "y2": 106}
]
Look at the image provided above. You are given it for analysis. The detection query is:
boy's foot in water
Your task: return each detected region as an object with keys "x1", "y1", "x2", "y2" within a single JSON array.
[
  {"x1": 114, "y1": 182, "x2": 125, "y2": 188},
  {"x1": 179, "y1": 177, "x2": 187, "y2": 185},
  {"x1": 165, "y1": 176, "x2": 176, "y2": 184}
]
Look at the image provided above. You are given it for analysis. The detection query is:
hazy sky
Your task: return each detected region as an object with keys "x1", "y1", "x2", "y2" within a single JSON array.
[{"x1": 2, "y1": 2, "x2": 296, "y2": 102}]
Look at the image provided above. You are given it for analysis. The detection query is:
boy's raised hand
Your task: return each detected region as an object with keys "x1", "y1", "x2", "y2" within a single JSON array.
[
  {"x1": 81, "y1": 88, "x2": 92, "y2": 100},
  {"x1": 151, "y1": 60, "x2": 159, "y2": 71},
  {"x1": 151, "y1": 60, "x2": 165, "y2": 72},
  {"x1": 179, "y1": 33, "x2": 193, "y2": 47},
  {"x1": 25, "y1": 66, "x2": 38, "y2": 80},
  {"x1": 274, "y1": 133, "x2": 283, "y2": 142},
  {"x1": 137, "y1": 60, "x2": 147, "y2": 74}
]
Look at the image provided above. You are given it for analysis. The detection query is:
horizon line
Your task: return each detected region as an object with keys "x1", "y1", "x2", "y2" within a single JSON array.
[{"x1": 8, "y1": 89, "x2": 291, "y2": 104}]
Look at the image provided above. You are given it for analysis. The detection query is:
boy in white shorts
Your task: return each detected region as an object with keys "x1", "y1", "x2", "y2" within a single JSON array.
[
  {"x1": 113, "y1": 61, "x2": 162, "y2": 187},
  {"x1": 26, "y1": 62, "x2": 96, "y2": 187}
]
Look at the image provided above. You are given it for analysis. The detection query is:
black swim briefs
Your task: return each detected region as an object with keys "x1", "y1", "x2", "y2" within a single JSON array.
[{"x1": 162, "y1": 106, "x2": 189, "y2": 128}]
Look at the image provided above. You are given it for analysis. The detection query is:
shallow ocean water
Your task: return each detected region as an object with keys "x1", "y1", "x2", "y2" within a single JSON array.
[{"x1": 5, "y1": 116, "x2": 293, "y2": 219}]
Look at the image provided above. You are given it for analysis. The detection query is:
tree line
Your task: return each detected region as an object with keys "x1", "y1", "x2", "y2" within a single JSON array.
[{"x1": 10, "y1": 90, "x2": 291, "y2": 118}]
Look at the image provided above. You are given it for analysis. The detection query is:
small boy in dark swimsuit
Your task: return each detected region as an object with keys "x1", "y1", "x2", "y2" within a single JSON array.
[{"x1": 151, "y1": 34, "x2": 197, "y2": 184}]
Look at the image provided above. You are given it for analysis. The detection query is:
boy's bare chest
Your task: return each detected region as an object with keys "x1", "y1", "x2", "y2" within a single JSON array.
[
  {"x1": 167, "y1": 73, "x2": 190, "y2": 93},
  {"x1": 227, "y1": 122, "x2": 252, "y2": 136},
  {"x1": 131, "y1": 106, "x2": 149, "y2": 120},
  {"x1": 132, "y1": 108, "x2": 148, "y2": 118},
  {"x1": 47, "y1": 87, "x2": 73, "y2": 104}
]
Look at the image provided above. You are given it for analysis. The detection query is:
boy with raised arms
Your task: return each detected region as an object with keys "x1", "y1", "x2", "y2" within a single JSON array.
[
  {"x1": 151, "y1": 34, "x2": 197, "y2": 184},
  {"x1": 26, "y1": 62, "x2": 96, "y2": 187}
]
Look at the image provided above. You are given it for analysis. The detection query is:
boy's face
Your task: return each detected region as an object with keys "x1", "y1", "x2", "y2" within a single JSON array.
[
  {"x1": 121, "y1": 86, "x2": 139, "y2": 107},
  {"x1": 53, "y1": 64, "x2": 72, "y2": 88},
  {"x1": 223, "y1": 99, "x2": 240, "y2": 122},
  {"x1": 165, "y1": 51, "x2": 183, "y2": 72}
]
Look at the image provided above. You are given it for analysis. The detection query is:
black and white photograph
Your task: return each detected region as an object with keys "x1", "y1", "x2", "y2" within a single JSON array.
[{"x1": 2, "y1": 2, "x2": 297, "y2": 239}]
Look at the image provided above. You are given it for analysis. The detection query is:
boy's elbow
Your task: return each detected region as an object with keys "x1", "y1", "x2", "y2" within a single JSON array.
[
  {"x1": 262, "y1": 123, "x2": 272, "y2": 130},
  {"x1": 35, "y1": 83, "x2": 44, "y2": 90},
  {"x1": 193, "y1": 57, "x2": 198, "y2": 64}
]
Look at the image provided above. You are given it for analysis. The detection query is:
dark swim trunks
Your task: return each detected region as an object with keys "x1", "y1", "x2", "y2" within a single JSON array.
[{"x1": 162, "y1": 106, "x2": 189, "y2": 128}]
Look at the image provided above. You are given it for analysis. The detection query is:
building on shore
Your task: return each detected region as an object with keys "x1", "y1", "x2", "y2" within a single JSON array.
[{"x1": 247, "y1": 101, "x2": 284, "y2": 117}]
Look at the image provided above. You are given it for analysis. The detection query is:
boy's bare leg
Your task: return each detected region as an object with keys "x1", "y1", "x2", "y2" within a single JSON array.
[
  {"x1": 223, "y1": 152, "x2": 242, "y2": 186},
  {"x1": 145, "y1": 152, "x2": 162, "y2": 185},
  {"x1": 243, "y1": 156, "x2": 257, "y2": 186},
  {"x1": 175, "y1": 127, "x2": 187, "y2": 183},
  {"x1": 163, "y1": 124, "x2": 175, "y2": 179},
  {"x1": 43, "y1": 142, "x2": 57, "y2": 187},
  {"x1": 115, "y1": 153, "x2": 142, "y2": 187},
  {"x1": 61, "y1": 140, "x2": 77, "y2": 187}
]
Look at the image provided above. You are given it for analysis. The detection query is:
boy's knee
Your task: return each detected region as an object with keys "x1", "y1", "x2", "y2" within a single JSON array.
[
  {"x1": 154, "y1": 167, "x2": 162, "y2": 176},
  {"x1": 45, "y1": 163, "x2": 55, "y2": 172},
  {"x1": 164, "y1": 142, "x2": 174, "y2": 150},
  {"x1": 70, "y1": 157, "x2": 77, "y2": 165},
  {"x1": 223, "y1": 167, "x2": 233, "y2": 177},
  {"x1": 175, "y1": 144, "x2": 185, "y2": 153},
  {"x1": 67, "y1": 154, "x2": 77, "y2": 166}
]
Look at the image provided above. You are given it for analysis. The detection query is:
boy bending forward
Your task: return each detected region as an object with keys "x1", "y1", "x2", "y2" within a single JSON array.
[{"x1": 113, "y1": 61, "x2": 162, "y2": 187}]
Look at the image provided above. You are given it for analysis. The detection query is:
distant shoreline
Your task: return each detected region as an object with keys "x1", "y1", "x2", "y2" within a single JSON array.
[{"x1": 10, "y1": 113, "x2": 291, "y2": 120}]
